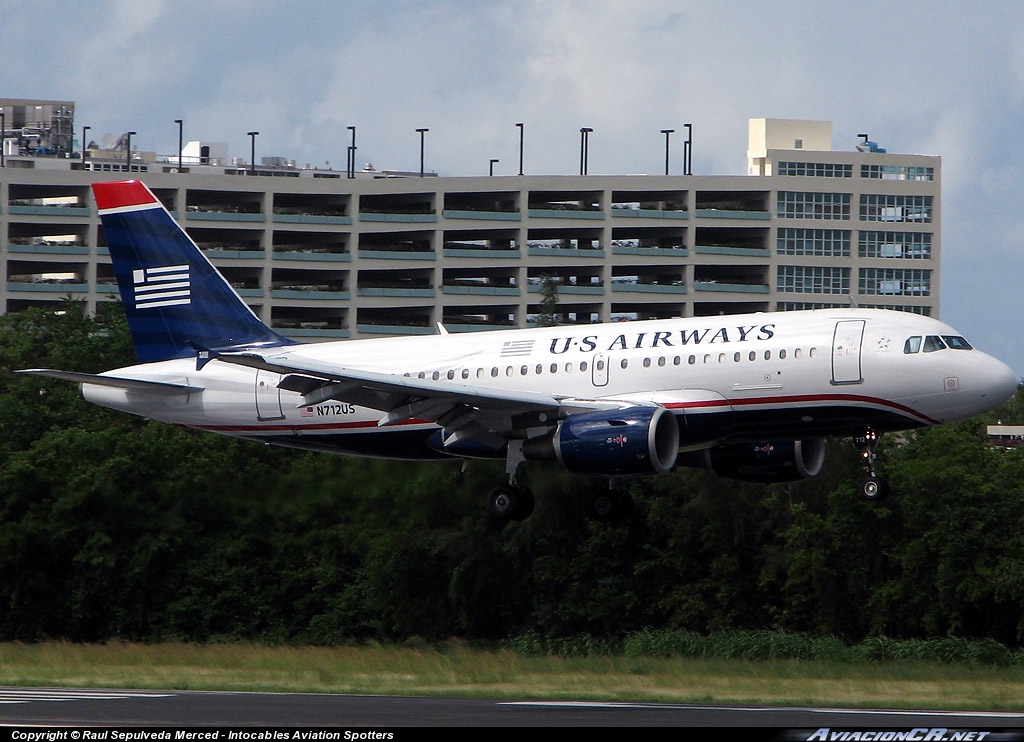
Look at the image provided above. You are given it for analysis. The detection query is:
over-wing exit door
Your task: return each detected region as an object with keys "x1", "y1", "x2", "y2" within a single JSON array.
[
  {"x1": 832, "y1": 320, "x2": 865, "y2": 385},
  {"x1": 592, "y1": 353, "x2": 609, "y2": 386}
]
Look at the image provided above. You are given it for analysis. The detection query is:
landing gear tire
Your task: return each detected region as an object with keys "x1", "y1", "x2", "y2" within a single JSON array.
[
  {"x1": 854, "y1": 427, "x2": 890, "y2": 502},
  {"x1": 589, "y1": 490, "x2": 634, "y2": 524},
  {"x1": 861, "y1": 475, "x2": 890, "y2": 501},
  {"x1": 487, "y1": 482, "x2": 535, "y2": 521}
]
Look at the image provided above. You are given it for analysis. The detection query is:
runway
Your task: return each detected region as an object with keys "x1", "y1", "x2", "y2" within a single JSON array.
[{"x1": 1, "y1": 687, "x2": 1023, "y2": 728}]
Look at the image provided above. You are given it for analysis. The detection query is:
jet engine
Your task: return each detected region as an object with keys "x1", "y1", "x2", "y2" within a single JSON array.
[
  {"x1": 680, "y1": 438, "x2": 826, "y2": 483},
  {"x1": 522, "y1": 406, "x2": 680, "y2": 477}
]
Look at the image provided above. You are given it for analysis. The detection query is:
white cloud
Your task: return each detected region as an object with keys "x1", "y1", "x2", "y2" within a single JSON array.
[{"x1": 3, "y1": 0, "x2": 1024, "y2": 370}]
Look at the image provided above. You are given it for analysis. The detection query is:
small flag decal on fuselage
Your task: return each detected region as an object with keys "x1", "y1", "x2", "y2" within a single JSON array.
[
  {"x1": 500, "y1": 339, "x2": 535, "y2": 356},
  {"x1": 133, "y1": 265, "x2": 190, "y2": 309}
]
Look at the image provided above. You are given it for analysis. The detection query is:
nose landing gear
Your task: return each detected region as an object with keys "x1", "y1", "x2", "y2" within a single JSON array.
[{"x1": 854, "y1": 427, "x2": 890, "y2": 501}]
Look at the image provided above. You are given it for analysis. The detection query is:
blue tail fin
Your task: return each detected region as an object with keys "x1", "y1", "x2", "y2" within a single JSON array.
[{"x1": 93, "y1": 180, "x2": 294, "y2": 363}]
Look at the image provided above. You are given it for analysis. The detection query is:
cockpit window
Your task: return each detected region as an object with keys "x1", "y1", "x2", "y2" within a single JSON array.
[
  {"x1": 904, "y1": 335, "x2": 971, "y2": 354},
  {"x1": 942, "y1": 335, "x2": 973, "y2": 350},
  {"x1": 904, "y1": 336, "x2": 922, "y2": 354}
]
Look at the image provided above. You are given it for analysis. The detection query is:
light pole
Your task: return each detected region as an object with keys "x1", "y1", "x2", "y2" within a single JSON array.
[
  {"x1": 661, "y1": 129, "x2": 674, "y2": 175},
  {"x1": 347, "y1": 125, "x2": 356, "y2": 179},
  {"x1": 125, "y1": 131, "x2": 136, "y2": 171},
  {"x1": 515, "y1": 122, "x2": 524, "y2": 175},
  {"x1": 247, "y1": 131, "x2": 259, "y2": 176},
  {"x1": 683, "y1": 123, "x2": 692, "y2": 175},
  {"x1": 489, "y1": 158, "x2": 499, "y2": 176},
  {"x1": 81, "y1": 125, "x2": 90, "y2": 170},
  {"x1": 174, "y1": 119, "x2": 183, "y2": 170},
  {"x1": 579, "y1": 127, "x2": 592, "y2": 175},
  {"x1": 416, "y1": 127, "x2": 428, "y2": 176}
]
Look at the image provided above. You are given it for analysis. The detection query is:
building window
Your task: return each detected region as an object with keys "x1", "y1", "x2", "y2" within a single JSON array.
[
  {"x1": 859, "y1": 268, "x2": 931, "y2": 296},
  {"x1": 861, "y1": 164, "x2": 934, "y2": 181},
  {"x1": 859, "y1": 231, "x2": 932, "y2": 259},
  {"x1": 860, "y1": 194, "x2": 933, "y2": 223},
  {"x1": 778, "y1": 265, "x2": 850, "y2": 294},
  {"x1": 778, "y1": 301, "x2": 845, "y2": 311},
  {"x1": 860, "y1": 303, "x2": 932, "y2": 316},
  {"x1": 777, "y1": 162, "x2": 852, "y2": 178},
  {"x1": 777, "y1": 191, "x2": 851, "y2": 220},
  {"x1": 777, "y1": 228, "x2": 851, "y2": 256}
]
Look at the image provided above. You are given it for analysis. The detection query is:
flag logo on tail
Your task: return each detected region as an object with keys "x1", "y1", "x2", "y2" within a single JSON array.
[{"x1": 133, "y1": 265, "x2": 190, "y2": 309}]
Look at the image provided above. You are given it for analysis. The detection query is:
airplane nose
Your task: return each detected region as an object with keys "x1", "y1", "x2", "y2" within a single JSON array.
[{"x1": 981, "y1": 355, "x2": 1018, "y2": 407}]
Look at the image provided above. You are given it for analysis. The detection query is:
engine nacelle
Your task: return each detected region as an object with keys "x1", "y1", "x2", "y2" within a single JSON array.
[
  {"x1": 522, "y1": 406, "x2": 680, "y2": 477},
  {"x1": 682, "y1": 438, "x2": 826, "y2": 483}
]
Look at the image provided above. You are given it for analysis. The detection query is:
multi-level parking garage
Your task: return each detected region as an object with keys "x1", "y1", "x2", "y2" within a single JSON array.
[{"x1": 0, "y1": 113, "x2": 940, "y2": 340}]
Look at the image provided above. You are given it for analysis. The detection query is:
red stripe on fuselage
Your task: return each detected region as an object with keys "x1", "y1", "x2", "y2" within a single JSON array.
[
  {"x1": 191, "y1": 393, "x2": 935, "y2": 436},
  {"x1": 662, "y1": 392, "x2": 938, "y2": 425}
]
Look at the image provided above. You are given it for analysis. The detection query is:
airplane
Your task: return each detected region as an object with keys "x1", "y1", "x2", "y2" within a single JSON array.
[{"x1": 18, "y1": 179, "x2": 1018, "y2": 523}]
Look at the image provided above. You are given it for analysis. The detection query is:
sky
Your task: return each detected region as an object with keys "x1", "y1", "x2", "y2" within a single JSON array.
[{"x1": 5, "y1": 0, "x2": 1024, "y2": 375}]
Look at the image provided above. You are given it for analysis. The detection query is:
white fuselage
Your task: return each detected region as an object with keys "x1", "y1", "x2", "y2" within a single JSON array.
[{"x1": 81, "y1": 308, "x2": 1017, "y2": 459}]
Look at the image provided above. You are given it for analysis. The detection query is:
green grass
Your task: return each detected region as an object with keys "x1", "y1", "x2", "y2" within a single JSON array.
[{"x1": 2, "y1": 641, "x2": 1024, "y2": 711}]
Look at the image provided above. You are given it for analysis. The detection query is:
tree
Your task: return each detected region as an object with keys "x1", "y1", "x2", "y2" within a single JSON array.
[{"x1": 536, "y1": 274, "x2": 560, "y2": 327}]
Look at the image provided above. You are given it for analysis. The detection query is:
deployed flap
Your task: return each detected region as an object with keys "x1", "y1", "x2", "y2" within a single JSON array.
[
  {"x1": 219, "y1": 351, "x2": 567, "y2": 412},
  {"x1": 16, "y1": 369, "x2": 203, "y2": 395},
  {"x1": 217, "y1": 350, "x2": 633, "y2": 442}
]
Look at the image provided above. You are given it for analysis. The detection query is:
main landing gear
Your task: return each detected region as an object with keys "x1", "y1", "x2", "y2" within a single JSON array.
[
  {"x1": 487, "y1": 478, "x2": 634, "y2": 524},
  {"x1": 486, "y1": 480, "x2": 535, "y2": 521},
  {"x1": 487, "y1": 440, "x2": 535, "y2": 521},
  {"x1": 486, "y1": 441, "x2": 633, "y2": 524},
  {"x1": 589, "y1": 481, "x2": 634, "y2": 524},
  {"x1": 854, "y1": 427, "x2": 890, "y2": 501}
]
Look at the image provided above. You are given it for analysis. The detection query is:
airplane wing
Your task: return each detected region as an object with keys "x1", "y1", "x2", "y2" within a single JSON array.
[
  {"x1": 218, "y1": 350, "x2": 633, "y2": 447},
  {"x1": 16, "y1": 369, "x2": 203, "y2": 395}
]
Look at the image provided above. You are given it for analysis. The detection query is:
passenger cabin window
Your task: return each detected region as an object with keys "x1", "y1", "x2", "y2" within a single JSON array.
[
  {"x1": 923, "y1": 335, "x2": 946, "y2": 353},
  {"x1": 904, "y1": 336, "x2": 922, "y2": 354}
]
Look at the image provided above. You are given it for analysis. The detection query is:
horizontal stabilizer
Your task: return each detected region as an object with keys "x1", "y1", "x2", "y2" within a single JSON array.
[{"x1": 17, "y1": 369, "x2": 203, "y2": 395}]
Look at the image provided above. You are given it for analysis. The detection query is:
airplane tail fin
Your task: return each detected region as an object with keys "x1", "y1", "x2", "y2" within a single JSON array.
[{"x1": 92, "y1": 180, "x2": 294, "y2": 363}]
